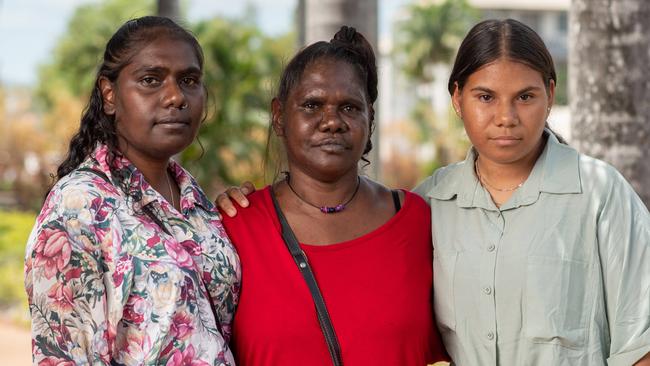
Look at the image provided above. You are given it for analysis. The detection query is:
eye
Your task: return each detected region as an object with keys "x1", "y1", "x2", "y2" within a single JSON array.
[
  {"x1": 140, "y1": 76, "x2": 160, "y2": 86},
  {"x1": 302, "y1": 101, "x2": 319, "y2": 111},
  {"x1": 181, "y1": 76, "x2": 200, "y2": 87},
  {"x1": 478, "y1": 94, "x2": 493, "y2": 103},
  {"x1": 518, "y1": 93, "x2": 534, "y2": 102},
  {"x1": 342, "y1": 104, "x2": 359, "y2": 113}
]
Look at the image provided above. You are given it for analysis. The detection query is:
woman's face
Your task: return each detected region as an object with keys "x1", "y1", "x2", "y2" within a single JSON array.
[
  {"x1": 452, "y1": 57, "x2": 554, "y2": 165},
  {"x1": 273, "y1": 58, "x2": 371, "y2": 181},
  {"x1": 100, "y1": 35, "x2": 205, "y2": 162}
]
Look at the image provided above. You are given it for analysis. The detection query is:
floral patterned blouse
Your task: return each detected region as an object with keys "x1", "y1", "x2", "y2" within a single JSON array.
[{"x1": 24, "y1": 144, "x2": 241, "y2": 366}]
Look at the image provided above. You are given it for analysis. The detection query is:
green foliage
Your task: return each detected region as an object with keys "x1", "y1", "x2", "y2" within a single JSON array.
[
  {"x1": 396, "y1": 0, "x2": 478, "y2": 81},
  {"x1": 394, "y1": 0, "x2": 477, "y2": 169},
  {"x1": 36, "y1": 0, "x2": 155, "y2": 108},
  {"x1": 0, "y1": 210, "x2": 36, "y2": 309},
  {"x1": 183, "y1": 19, "x2": 295, "y2": 191},
  {"x1": 555, "y1": 61, "x2": 568, "y2": 105}
]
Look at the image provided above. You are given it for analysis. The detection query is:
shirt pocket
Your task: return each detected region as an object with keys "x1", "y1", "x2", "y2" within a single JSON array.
[
  {"x1": 434, "y1": 250, "x2": 458, "y2": 332},
  {"x1": 524, "y1": 255, "x2": 590, "y2": 349}
]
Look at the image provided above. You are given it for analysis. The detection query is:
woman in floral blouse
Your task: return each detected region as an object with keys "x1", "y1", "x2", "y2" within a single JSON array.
[{"x1": 24, "y1": 16, "x2": 240, "y2": 366}]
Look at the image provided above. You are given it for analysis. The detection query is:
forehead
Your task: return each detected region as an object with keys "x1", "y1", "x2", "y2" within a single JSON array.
[
  {"x1": 125, "y1": 36, "x2": 201, "y2": 71},
  {"x1": 465, "y1": 58, "x2": 545, "y2": 90},
  {"x1": 291, "y1": 58, "x2": 366, "y2": 98}
]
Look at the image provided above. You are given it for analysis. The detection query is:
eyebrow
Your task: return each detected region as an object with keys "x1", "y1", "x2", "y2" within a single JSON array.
[
  {"x1": 470, "y1": 86, "x2": 543, "y2": 94},
  {"x1": 131, "y1": 65, "x2": 202, "y2": 75}
]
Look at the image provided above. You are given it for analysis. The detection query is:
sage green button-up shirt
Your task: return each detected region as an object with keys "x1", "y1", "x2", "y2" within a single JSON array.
[{"x1": 414, "y1": 133, "x2": 650, "y2": 365}]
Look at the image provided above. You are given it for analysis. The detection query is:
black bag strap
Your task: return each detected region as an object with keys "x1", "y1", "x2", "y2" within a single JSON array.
[
  {"x1": 269, "y1": 186, "x2": 344, "y2": 366},
  {"x1": 391, "y1": 189, "x2": 401, "y2": 212}
]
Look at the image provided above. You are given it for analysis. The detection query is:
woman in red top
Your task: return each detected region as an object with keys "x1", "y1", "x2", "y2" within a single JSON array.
[{"x1": 220, "y1": 26, "x2": 447, "y2": 365}]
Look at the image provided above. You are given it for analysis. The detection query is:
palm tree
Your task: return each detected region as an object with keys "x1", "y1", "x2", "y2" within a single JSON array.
[
  {"x1": 570, "y1": 0, "x2": 650, "y2": 207},
  {"x1": 395, "y1": 0, "x2": 477, "y2": 169},
  {"x1": 396, "y1": 0, "x2": 475, "y2": 81}
]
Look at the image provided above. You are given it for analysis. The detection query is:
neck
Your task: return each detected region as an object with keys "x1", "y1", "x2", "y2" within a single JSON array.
[
  {"x1": 282, "y1": 168, "x2": 361, "y2": 211},
  {"x1": 476, "y1": 139, "x2": 545, "y2": 189},
  {"x1": 120, "y1": 147, "x2": 177, "y2": 207}
]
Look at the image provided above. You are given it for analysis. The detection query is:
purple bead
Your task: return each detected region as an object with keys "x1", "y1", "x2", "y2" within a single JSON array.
[{"x1": 320, "y1": 204, "x2": 346, "y2": 213}]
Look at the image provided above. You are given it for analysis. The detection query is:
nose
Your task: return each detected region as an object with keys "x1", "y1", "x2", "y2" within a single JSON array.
[
  {"x1": 495, "y1": 101, "x2": 518, "y2": 127},
  {"x1": 318, "y1": 106, "x2": 348, "y2": 133},
  {"x1": 162, "y1": 81, "x2": 187, "y2": 110}
]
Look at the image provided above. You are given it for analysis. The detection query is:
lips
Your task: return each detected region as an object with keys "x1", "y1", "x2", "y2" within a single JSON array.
[
  {"x1": 314, "y1": 138, "x2": 350, "y2": 152},
  {"x1": 490, "y1": 135, "x2": 522, "y2": 147},
  {"x1": 155, "y1": 118, "x2": 190, "y2": 125}
]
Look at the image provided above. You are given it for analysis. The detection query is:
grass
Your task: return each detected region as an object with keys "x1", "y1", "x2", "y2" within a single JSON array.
[{"x1": 0, "y1": 210, "x2": 36, "y2": 325}]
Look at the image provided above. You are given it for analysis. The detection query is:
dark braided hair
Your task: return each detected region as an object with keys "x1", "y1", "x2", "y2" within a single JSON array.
[
  {"x1": 275, "y1": 25, "x2": 378, "y2": 158},
  {"x1": 55, "y1": 16, "x2": 204, "y2": 182}
]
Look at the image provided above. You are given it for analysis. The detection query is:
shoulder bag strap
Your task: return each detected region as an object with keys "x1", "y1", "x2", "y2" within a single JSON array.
[
  {"x1": 391, "y1": 189, "x2": 401, "y2": 212},
  {"x1": 269, "y1": 186, "x2": 344, "y2": 366}
]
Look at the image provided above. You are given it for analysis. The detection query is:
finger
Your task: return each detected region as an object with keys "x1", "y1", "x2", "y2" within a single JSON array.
[
  {"x1": 228, "y1": 187, "x2": 249, "y2": 208},
  {"x1": 240, "y1": 181, "x2": 256, "y2": 195},
  {"x1": 216, "y1": 192, "x2": 238, "y2": 218}
]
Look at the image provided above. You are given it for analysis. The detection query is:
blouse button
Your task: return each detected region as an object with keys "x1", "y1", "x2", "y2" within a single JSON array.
[
  {"x1": 483, "y1": 286, "x2": 492, "y2": 295},
  {"x1": 487, "y1": 331, "x2": 495, "y2": 340},
  {"x1": 487, "y1": 244, "x2": 495, "y2": 252}
]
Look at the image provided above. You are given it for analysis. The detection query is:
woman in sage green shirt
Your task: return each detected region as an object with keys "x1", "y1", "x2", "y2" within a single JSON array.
[{"x1": 412, "y1": 19, "x2": 650, "y2": 365}]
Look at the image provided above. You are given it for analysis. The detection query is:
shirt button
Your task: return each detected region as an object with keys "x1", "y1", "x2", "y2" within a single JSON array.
[
  {"x1": 483, "y1": 286, "x2": 492, "y2": 295},
  {"x1": 487, "y1": 331, "x2": 495, "y2": 340},
  {"x1": 487, "y1": 244, "x2": 495, "y2": 252}
]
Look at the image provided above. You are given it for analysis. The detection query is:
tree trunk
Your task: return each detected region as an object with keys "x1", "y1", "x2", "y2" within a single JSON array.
[
  {"x1": 157, "y1": 0, "x2": 180, "y2": 21},
  {"x1": 301, "y1": 0, "x2": 380, "y2": 179},
  {"x1": 570, "y1": 0, "x2": 650, "y2": 207}
]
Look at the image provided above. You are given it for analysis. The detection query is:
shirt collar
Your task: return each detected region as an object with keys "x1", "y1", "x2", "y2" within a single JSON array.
[
  {"x1": 426, "y1": 130, "x2": 582, "y2": 209},
  {"x1": 83, "y1": 144, "x2": 213, "y2": 212}
]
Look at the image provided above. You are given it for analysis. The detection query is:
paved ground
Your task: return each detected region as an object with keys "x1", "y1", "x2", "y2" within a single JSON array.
[{"x1": 0, "y1": 322, "x2": 31, "y2": 365}]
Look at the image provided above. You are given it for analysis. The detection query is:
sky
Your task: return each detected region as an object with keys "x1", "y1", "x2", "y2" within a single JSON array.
[{"x1": 0, "y1": 0, "x2": 407, "y2": 87}]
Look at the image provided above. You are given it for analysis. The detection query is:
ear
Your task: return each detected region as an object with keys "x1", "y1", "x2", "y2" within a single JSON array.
[
  {"x1": 98, "y1": 76, "x2": 116, "y2": 116},
  {"x1": 451, "y1": 81, "x2": 462, "y2": 119},
  {"x1": 271, "y1": 98, "x2": 284, "y2": 136},
  {"x1": 546, "y1": 79, "x2": 556, "y2": 116}
]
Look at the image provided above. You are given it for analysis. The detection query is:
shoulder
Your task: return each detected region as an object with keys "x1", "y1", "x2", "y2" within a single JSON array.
[
  {"x1": 26, "y1": 168, "x2": 120, "y2": 263},
  {"x1": 36, "y1": 167, "x2": 120, "y2": 232},
  {"x1": 577, "y1": 153, "x2": 635, "y2": 198},
  {"x1": 412, "y1": 162, "x2": 465, "y2": 199},
  {"x1": 220, "y1": 186, "x2": 274, "y2": 229},
  {"x1": 401, "y1": 190, "x2": 432, "y2": 223},
  {"x1": 574, "y1": 153, "x2": 650, "y2": 223},
  {"x1": 403, "y1": 190, "x2": 430, "y2": 211},
  {"x1": 220, "y1": 186, "x2": 279, "y2": 251}
]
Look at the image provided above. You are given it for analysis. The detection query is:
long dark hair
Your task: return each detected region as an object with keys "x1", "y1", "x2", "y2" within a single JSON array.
[
  {"x1": 268, "y1": 25, "x2": 378, "y2": 174},
  {"x1": 448, "y1": 18, "x2": 566, "y2": 143},
  {"x1": 55, "y1": 16, "x2": 204, "y2": 181}
]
